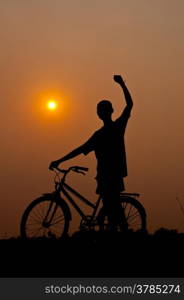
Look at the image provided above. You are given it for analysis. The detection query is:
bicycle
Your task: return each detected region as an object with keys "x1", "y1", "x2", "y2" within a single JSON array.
[{"x1": 20, "y1": 166, "x2": 147, "y2": 239}]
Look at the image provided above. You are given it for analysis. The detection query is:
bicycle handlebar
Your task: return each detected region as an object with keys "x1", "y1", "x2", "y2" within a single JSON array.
[
  {"x1": 72, "y1": 166, "x2": 89, "y2": 172},
  {"x1": 54, "y1": 166, "x2": 89, "y2": 174}
]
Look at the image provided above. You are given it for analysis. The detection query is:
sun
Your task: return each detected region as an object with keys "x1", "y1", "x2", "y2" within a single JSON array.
[{"x1": 47, "y1": 100, "x2": 57, "y2": 110}]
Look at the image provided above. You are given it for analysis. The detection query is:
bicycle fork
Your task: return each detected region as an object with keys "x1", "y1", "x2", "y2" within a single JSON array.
[{"x1": 43, "y1": 194, "x2": 60, "y2": 227}]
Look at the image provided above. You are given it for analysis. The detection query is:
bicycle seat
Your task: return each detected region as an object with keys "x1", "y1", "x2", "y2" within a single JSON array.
[{"x1": 120, "y1": 192, "x2": 140, "y2": 197}]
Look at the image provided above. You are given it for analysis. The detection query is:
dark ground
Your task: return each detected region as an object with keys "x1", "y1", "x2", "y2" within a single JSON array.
[{"x1": 1, "y1": 228, "x2": 184, "y2": 278}]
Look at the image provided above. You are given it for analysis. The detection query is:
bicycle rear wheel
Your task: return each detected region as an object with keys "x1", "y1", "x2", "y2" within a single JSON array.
[
  {"x1": 98, "y1": 196, "x2": 146, "y2": 232},
  {"x1": 120, "y1": 196, "x2": 146, "y2": 231},
  {"x1": 20, "y1": 196, "x2": 70, "y2": 239}
]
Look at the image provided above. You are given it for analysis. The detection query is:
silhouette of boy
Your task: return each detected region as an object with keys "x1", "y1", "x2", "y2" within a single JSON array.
[{"x1": 49, "y1": 75, "x2": 133, "y2": 229}]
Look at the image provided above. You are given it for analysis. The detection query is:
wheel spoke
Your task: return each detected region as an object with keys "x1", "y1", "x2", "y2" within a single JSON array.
[
  {"x1": 126, "y1": 212, "x2": 139, "y2": 221},
  {"x1": 28, "y1": 214, "x2": 41, "y2": 223},
  {"x1": 50, "y1": 216, "x2": 65, "y2": 226},
  {"x1": 29, "y1": 227, "x2": 43, "y2": 237},
  {"x1": 33, "y1": 208, "x2": 43, "y2": 219},
  {"x1": 27, "y1": 222, "x2": 41, "y2": 226},
  {"x1": 52, "y1": 214, "x2": 65, "y2": 222},
  {"x1": 37, "y1": 205, "x2": 45, "y2": 219},
  {"x1": 126, "y1": 204, "x2": 133, "y2": 219}
]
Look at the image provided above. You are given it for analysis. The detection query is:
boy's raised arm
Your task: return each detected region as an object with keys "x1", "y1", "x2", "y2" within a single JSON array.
[{"x1": 114, "y1": 75, "x2": 133, "y2": 108}]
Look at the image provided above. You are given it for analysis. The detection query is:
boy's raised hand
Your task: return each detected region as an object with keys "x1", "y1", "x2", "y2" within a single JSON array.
[{"x1": 113, "y1": 75, "x2": 125, "y2": 85}]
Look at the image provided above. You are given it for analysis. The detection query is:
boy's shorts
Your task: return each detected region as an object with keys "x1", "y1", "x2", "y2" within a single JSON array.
[{"x1": 96, "y1": 177, "x2": 125, "y2": 195}]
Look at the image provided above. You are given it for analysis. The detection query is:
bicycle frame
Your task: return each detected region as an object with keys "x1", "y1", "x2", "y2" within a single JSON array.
[
  {"x1": 20, "y1": 165, "x2": 146, "y2": 240},
  {"x1": 59, "y1": 181, "x2": 102, "y2": 220}
]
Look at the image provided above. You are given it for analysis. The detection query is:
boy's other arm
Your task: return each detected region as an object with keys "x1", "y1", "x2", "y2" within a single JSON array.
[
  {"x1": 49, "y1": 145, "x2": 84, "y2": 170},
  {"x1": 49, "y1": 133, "x2": 95, "y2": 170}
]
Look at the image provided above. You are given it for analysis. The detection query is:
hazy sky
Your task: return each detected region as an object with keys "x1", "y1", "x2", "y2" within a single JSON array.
[{"x1": 1, "y1": 0, "x2": 184, "y2": 237}]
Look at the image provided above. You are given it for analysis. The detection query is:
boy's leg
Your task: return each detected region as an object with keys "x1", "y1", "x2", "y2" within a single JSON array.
[
  {"x1": 96, "y1": 178, "x2": 128, "y2": 230},
  {"x1": 101, "y1": 190, "x2": 121, "y2": 229},
  {"x1": 101, "y1": 190, "x2": 128, "y2": 231}
]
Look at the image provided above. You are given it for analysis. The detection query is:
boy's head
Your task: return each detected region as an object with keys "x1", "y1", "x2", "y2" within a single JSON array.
[{"x1": 97, "y1": 100, "x2": 114, "y2": 121}]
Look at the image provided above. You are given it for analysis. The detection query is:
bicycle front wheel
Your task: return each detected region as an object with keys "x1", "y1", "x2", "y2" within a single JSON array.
[{"x1": 20, "y1": 196, "x2": 70, "y2": 239}]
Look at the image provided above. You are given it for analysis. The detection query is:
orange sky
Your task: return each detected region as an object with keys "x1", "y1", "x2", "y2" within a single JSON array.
[{"x1": 1, "y1": 0, "x2": 184, "y2": 237}]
